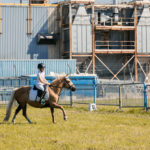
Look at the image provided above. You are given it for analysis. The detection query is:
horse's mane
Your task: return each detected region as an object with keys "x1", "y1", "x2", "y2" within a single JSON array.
[{"x1": 50, "y1": 76, "x2": 65, "y2": 86}]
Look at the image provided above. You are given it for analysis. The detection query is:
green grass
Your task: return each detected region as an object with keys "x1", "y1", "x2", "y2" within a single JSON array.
[{"x1": 0, "y1": 105, "x2": 150, "y2": 150}]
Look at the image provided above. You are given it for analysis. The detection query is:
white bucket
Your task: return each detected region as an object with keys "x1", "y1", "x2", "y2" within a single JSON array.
[{"x1": 88, "y1": 103, "x2": 97, "y2": 111}]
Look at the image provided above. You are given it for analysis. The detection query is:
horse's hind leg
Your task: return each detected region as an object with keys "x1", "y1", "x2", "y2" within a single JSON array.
[
  {"x1": 50, "y1": 108, "x2": 56, "y2": 123},
  {"x1": 12, "y1": 105, "x2": 22, "y2": 124},
  {"x1": 22, "y1": 105, "x2": 32, "y2": 124}
]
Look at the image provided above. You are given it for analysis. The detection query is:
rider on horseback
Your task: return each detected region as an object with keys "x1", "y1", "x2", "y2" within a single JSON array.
[{"x1": 35, "y1": 63, "x2": 50, "y2": 103}]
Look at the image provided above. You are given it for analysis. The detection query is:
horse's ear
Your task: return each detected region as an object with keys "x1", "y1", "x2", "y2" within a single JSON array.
[{"x1": 66, "y1": 74, "x2": 69, "y2": 77}]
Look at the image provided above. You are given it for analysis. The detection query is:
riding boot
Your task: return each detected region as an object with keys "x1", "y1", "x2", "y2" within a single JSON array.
[{"x1": 39, "y1": 91, "x2": 46, "y2": 104}]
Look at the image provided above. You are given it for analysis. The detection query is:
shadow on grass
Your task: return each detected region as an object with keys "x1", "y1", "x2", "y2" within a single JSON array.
[{"x1": 0, "y1": 121, "x2": 37, "y2": 125}]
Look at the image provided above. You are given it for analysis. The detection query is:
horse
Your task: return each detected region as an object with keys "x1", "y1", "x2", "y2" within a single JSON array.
[{"x1": 3, "y1": 75, "x2": 76, "y2": 124}]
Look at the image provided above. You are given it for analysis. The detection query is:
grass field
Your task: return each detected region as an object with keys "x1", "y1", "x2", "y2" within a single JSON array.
[{"x1": 0, "y1": 105, "x2": 150, "y2": 150}]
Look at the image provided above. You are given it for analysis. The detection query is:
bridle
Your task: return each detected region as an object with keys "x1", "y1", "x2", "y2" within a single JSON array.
[
  {"x1": 49, "y1": 78, "x2": 74, "y2": 96},
  {"x1": 49, "y1": 78, "x2": 74, "y2": 90},
  {"x1": 64, "y1": 79, "x2": 74, "y2": 90}
]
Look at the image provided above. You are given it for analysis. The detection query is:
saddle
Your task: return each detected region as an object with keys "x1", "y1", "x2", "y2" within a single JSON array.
[
  {"x1": 29, "y1": 85, "x2": 49, "y2": 104},
  {"x1": 33, "y1": 85, "x2": 43, "y2": 98}
]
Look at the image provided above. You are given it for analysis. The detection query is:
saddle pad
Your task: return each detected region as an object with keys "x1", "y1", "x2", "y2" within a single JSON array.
[{"x1": 29, "y1": 87, "x2": 49, "y2": 102}]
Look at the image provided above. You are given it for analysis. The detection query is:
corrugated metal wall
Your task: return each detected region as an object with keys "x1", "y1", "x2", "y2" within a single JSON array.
[
  {"x1": 1, "y1": 0, "x2": 135, "y2": 4},
  {"x1": 0, "y1": 59, "x2": 76, "y2": 77},
  {"x1": 0, "y1": 5, "x2": 58, "y2": 59},
  {"x1": 137, "y1": 7, "x2": 150, "y2": 53},
  {"x1": 48, "y1": 7, "x2": 59, "y2": 58},
  {"x1": 0, "y1": 0, "x2": 57, "y2": 4},
  {"x1": 72, "y1": 5, "x2": 92, "y2": 53}
]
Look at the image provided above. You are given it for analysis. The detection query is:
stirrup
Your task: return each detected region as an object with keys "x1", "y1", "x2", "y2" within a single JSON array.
[{"x1": 40, "y1": 99, "x2": 46, "y2": 105}]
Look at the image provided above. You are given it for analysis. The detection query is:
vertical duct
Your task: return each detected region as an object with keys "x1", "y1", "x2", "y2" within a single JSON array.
[{"x1": 113, "y1": 0, "x2": 119, "y2": 22}]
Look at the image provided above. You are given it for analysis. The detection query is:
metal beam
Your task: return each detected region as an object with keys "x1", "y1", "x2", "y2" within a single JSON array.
[
  {"x1": 92, "y1": 4, "x2": 95, "y2": 74},
  {"x1": 76, "y1": 67, "x2": 80, "y2": 74},
  {"x1": 27, "y1": 0, "x2": 32, "y2": 35},
  {"x1": 95, "y1": 50, "x2": 135, "y2": 54},
  {"x1": 95, "y1": 26, "x2": 135, "y2": 31},
  {"x1": 134, "y1": 5, "x2": 138, "y2": 82},
  {"x1": 72, "y1": 54, "x2": 92, "y2": 57},
  {"x1": 94, "y1": 4, "x2": 133, "y2": 8},
  {"x1": 95, "y1": 54, "x2": 119, "y2": 80},
  {"x1": 137, "y1": 59, "x2": 146, "y2": 77},
  {"x1": 69, "y1": 3, "x2": 72, "y2": 59},
  {"x1": 111, "y1": 55, "x2": 135, "y2": 80},
  {"x1": 85, "y1": 59, "x2": 93, "y2": 73},
  {"x1": 59, "y1": 5, "x2": 63, "y2": 58}
]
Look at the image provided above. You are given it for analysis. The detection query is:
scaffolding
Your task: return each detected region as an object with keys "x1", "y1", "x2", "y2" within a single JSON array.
[{"x1": 58, "y1": 0, "x2": 150, "y2": 82}]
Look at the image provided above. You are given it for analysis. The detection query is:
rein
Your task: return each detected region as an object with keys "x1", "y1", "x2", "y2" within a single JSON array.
[
  {"x1": 49, "y1": 84, "x2": 65, "y2": 96},
  {"x1": 49, "y1": 85, "x2": 62, "y2": 89},
  {"x1": 49, "y1": 79, "x2": 72, "y2": 96}
]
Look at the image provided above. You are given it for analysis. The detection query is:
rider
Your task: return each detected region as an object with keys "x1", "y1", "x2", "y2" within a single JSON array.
[{"x1": 36, "y1": 63, "x2": 50, "y2": 102}]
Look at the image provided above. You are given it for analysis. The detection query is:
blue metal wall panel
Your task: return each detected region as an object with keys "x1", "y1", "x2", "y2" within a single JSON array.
[
  {"x1": 29, "y1": 75, "x2": 98, "y2": 86},
  {"x1": 0, "y1": 5, "x2": 57, "y2": 59},
  {"x1": 0, "y1": 59, "x2": 76, "y2": 77}
]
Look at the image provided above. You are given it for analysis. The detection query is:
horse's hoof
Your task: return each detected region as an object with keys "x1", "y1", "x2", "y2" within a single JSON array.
[
  {"x1": 12, "y1": 121, "x2": 15, "y2": 124},
  {"x1": 64, "y1": 116, "x2": 68, "y2": 121},
  {"x1": 53, "y1": 121, "x2": 56, "y2": 124},
  {"x1": 28, "y1": 121, "x2": 33, "y2": 124}
]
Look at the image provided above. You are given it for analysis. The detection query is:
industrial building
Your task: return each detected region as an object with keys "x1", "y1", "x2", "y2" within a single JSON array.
[{"x1": 0, "y1": 0, "x2": 150, "y2": 82}]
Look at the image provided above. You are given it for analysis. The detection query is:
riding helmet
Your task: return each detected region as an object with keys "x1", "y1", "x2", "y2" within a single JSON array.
[{"x1": 38, "y1": 63, "x2": 46, "y2": 69}]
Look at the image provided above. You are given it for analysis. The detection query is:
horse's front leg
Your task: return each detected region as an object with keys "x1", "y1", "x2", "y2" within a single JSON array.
[
  {"x1": 50, "y1": 107, "x2": 56, "y2": 123},
  {"x1": 52, "y1": 103, "x2": 67, "y2": 121}
]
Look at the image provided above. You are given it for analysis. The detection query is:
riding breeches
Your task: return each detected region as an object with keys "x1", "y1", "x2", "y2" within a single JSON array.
[{"x1": 36, "y1": 84, "x2": 47, "y2": 91}]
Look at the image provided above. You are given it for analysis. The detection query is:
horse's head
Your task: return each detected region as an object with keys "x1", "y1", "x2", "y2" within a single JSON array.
[{"x1": 63, "y1": 75, "x2": 76, "y2": 92}]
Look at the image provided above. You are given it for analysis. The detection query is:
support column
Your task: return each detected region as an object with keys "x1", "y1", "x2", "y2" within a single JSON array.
[
  {"x1": 134, "y1": 5, "x2": 138, "y2": 81},
  {"x1": 124, "y1": 55, "x2": 127, "y2": 81},
  {"x1": 27, "y1": 0, "x2": 32, "y2": 35},
  {"x1": 92, "y1": 4, "x2": 95, "y2": 74},
  {"x1": 69, "y1": 3, "x2": 72, "y2": 59},
  {"x1": 0, "y1": 2, "x2": 2, "y2": 34},
  {"x1": 59, "y1": 5, "x2": 63, "y2": 58}
]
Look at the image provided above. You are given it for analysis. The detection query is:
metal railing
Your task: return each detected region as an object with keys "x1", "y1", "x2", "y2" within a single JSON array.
[
  {"x1": 95, "y1": 40, "x2": 135, "y2": 50},
  {"x1": 95, "y1": 17, "x2": 135, "y2": 26}
]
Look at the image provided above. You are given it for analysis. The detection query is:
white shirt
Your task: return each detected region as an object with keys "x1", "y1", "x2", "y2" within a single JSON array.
[{"x1": 36, "y1": 70, "x2": 45, "y2": 86}]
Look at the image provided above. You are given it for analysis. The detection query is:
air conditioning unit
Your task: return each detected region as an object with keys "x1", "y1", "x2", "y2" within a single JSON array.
[{"x1": 31, "y1": 0, "x2": 48, "y2": 4}]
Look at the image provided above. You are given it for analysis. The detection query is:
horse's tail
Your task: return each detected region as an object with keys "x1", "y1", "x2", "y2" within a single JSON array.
[{"x1": 3, "y1": 88, "x2": 17, "y2": 121}]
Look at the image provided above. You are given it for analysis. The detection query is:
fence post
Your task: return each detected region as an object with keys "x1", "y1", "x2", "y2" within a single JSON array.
[
  {"x1": 94, "y1": 85, "x2": 96, "y2": 104},
  {"x1": 70, "y1": 91, "x2": 72, "y2": 106},
  {"x1": 119, "y1": 84, "x2": 122, "y2": 110},
  {"x1": 144, "y1": 83, "x2": 148, "y2": 111}
]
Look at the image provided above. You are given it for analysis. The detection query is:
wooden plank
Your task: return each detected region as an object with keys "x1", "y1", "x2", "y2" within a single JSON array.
[
  {"x1": 112, "y1": 55, "x2": 135, "y2": 80},
  {"x1": 69, "y1": 3, "x2": 72, "y2": 59},
  {"x1": 95, "y1": 26, "x2": 135, "y2": 31},
  {"x1": 95, "y1": 54, "x2": 119, "y2": 80},
  {"x1": 92, "y1": 4, "x2": 95, "y2": 74},
  {"x1": 72, "y1": 55, "x2": 92, "y2": 57},
  {"x1": 95, "y1": 49, "x2": 135, "y2": 54},
  {"x1": 134, "y1": 5, "x2": 138, "y2": 82}
]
